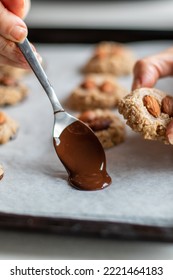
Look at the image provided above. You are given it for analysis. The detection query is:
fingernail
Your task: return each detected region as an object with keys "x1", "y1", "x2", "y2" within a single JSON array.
[
  {"x1": 10, "y1": 26, "x2": 27, "y2": 42},
  {"x1": 167, "y1": 133, "x2": 173, "y2": 145}
]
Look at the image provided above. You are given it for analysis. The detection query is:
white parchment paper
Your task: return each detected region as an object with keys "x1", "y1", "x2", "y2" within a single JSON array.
[{"x1": 1, "y1": 41, "x2": 173, "y2": 227}]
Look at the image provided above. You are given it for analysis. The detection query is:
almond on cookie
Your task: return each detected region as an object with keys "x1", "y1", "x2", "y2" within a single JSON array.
[
  {"x1": 83, "y1": 42, "x2": 135, "y2": 76},
  {"x1": 118, "y1": 87, "x2": 173, "y2": 143},
  {"x1": 68, "y1": 74, "x2": 127, "y2": 111},
  {"x1": 78, "y1": 109, "x2": 125, "y2": 149}
]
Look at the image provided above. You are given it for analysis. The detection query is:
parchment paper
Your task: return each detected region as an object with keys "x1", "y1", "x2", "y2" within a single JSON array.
[{"x1": 1, "y1": 41, "x2": 173, "y2": 228}]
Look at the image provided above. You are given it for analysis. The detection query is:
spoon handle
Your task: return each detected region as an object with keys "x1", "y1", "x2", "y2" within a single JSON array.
[{"x1": 17, "y1": 38, "x2": 64, "y2": 113}]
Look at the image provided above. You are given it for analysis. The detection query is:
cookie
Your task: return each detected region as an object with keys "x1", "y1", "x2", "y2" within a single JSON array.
[
  {"x1": 78, "y1": 109, "x2": 125, "y2": 149},
  {"x1": 118, "y1": 87, "x2": 173, "y2": 143},
  {"x1": 0, "y1": 75, "x2": 28, "y2": 106},
  {"x1": 69, "y1": 74, "x2": 127, "y2": 111},
  {"x1": 0, "y1": 165, "x2": 4, "y2": 180},
  {"x1": 0, "y1": 111, "x2": 19, "y2": 144},
  {"x1": 83, "y1": 42, "x2": 135, "y2": 76},
  {"x1": 0, "y1": 65, "x2": 27, "y2": 79}
]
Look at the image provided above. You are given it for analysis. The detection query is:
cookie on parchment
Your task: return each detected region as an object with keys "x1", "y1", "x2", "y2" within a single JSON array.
[
  {"x1": 118, "y1": 87, "x2": 173, "y2": 143},
  {"x1": 78, "y1": 109, "x2": 125, "y2": 149},
  {"x1": 0, "y1": 111, "x2": 19, "y2": 144},
  {"x1": 69, "y1": 74, "x2": 127, "y2": 111},
  {"x1": 0, "y1": 65, "x2": 28, "y2": 79},
  {"x1": 0, "y1": 75, "x2": 28, "y2": 106},
  {"x1": 83, "y1": 42, "x2": 135, "y2": 76}
]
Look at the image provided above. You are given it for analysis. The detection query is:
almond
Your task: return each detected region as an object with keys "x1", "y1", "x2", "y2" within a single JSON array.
[
  {"x1": 94, "y1": 48, "x2": 107, "y2": 59},
  {"x1": 79, "y1": 111, "x2": 96, "y2": 123},
  {"x1": 143, "y1": 95, "x2": 161, "y2": 118},
  {"x1": 81, "y1": 79, "x2": 96, "y2": 89},
  {"x1": 100, "y1": 81, "x2": 115, "y2": 94},
  {"x1": 161, "y1": 95, "x2": 173, "y2": 117},
  {"x1": 89, "y1": 118, "x2": 112, "y2": 132}
]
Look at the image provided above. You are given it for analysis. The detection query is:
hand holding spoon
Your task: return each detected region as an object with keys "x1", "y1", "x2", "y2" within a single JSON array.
[{"x1": 18, "y1": 38, "x2": 111, "y2": 191}]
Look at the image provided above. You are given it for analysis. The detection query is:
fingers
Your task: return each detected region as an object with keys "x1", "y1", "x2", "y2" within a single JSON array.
[
  {"x1": 132, "y1": 48, "x2": 173, "y2": 90},
  {"x1": 0, "y1": 35, "x2": 28, "y2": 68},
  {"x1": 0, "y1": 1, "x2": 42, "y2": 70},
  {"x1": 1, "y1": 0, "x2": 25, "y2": 18},
  {"x1": 0, "y1": 2, "x2": 27, "y2": 43},
  {"x1": 132, "y1": 59, "x2": 160, "y2": 90},
  {"x1": 166, "y1": 120, "x2": 173, "y2": 145},
  {"x1": 0, "y1": 54, "x2": 29, "y2": 69},
  {"x1": 0, "y1": 35, "x2": 42, "y2": 69},
  {"x1": 1, "y1": 0, "x2": 31, "y2": 19},
  {"x1": 23, "y1": 0, "x2": 31, "y2": 19}
]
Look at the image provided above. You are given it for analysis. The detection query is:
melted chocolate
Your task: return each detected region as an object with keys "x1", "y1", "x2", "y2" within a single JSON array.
[{"x1": 53, "y1": 121, "x2": 111, "y2": 191}]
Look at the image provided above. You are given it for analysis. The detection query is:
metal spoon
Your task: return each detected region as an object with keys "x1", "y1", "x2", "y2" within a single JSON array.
[{"x1": 17, "y1": 38, "x2": 111, "y2": 190}]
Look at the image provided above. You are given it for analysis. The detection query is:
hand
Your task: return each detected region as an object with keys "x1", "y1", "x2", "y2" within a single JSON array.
[
  {"x1": 1, "y1": 0, "x2": 31, "y2": 18},
  {"x1": 132, "y1": 48, "x2": 173, "y2": 144},
  {"x1": 0, "y1": 0, "x2": 40, "y2": 69}
]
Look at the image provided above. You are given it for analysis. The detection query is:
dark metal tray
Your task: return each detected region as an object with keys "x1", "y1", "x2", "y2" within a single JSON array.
[{"x1": 1, "y1": 28, "x2": 173, "y2": 242}]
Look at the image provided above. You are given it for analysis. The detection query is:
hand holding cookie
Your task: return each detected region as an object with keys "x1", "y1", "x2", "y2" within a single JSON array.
[{"x1": 132, "y1": 48, "x2": 173, "y2": 144}]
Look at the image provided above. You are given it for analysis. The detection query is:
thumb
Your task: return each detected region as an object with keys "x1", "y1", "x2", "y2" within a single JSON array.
[
  {"x1": 1, "y1": 0, "x2": 25, "y2": 18},
  {"x1": 0, "y1": 2, "x2": 27, "y2": 42},
  {"x1": 132, "y1": 48, "x2": 173, "y2": 90}
]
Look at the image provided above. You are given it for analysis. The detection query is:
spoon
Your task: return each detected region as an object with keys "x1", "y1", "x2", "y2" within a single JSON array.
[{"x1": 17, "y1": 38, "x2": 111, "y2": 191}]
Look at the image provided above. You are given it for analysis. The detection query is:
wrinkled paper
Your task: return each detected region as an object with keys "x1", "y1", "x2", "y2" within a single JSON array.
[{"x1": 1, "y1": 41, "x2": 173, "y2": 227}]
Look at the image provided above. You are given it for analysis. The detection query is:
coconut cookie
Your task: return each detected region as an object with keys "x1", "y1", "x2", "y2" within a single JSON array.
[
  {"x1": 0, "y1": 65, "x2": 28, "y2": 79},
  {"x1": 83, "y1": 42, "x2": 135, "y2": 76},
  {"x1": 118, "y1": 87, "x2": 173, "y2": 143},
  {"x1": 69, "y1": 74, "x2": 127, "y2": 111},
  {"x1": 78, "y1": 109, "x2": 125, "y2": 149},
  {"x1": 0, "y1": 111, "x2": 19, "y2": 144},
  {"x1": 0, "y1": 75, "x2": 28, "y2": 106}
]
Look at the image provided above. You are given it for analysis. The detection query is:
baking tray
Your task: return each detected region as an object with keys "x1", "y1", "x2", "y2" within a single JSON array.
[{"x1": 1, "y1": 28, "x2": 173, "y2": 241}]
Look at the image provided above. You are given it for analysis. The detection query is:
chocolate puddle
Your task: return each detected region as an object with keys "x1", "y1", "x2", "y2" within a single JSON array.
[{"x1": 53, "y1": 121, "x2": 111, "y2": 191}]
